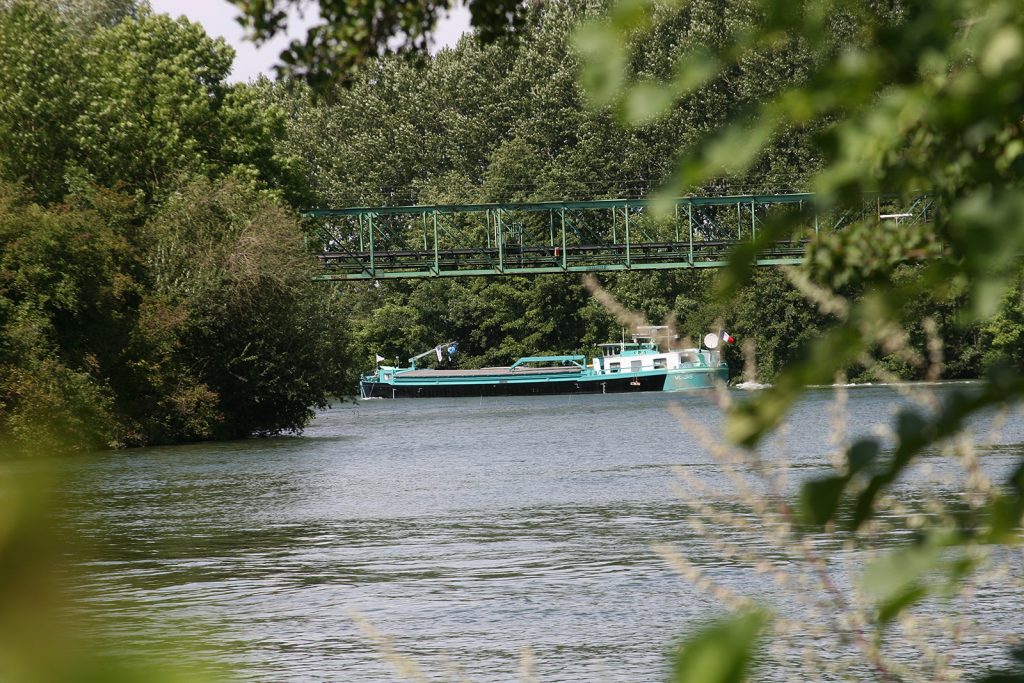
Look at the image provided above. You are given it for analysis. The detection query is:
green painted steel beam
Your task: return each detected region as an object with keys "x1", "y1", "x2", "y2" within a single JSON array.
[
  {"x1": 314, "y1": 256, "x2": 807, "y2": 280},
  {"x1": 302, "y1": 192, "x2": 816, "y2": 218},
  {"x1": 306, "y1": 192, "x2": 929, "y2": 280}
]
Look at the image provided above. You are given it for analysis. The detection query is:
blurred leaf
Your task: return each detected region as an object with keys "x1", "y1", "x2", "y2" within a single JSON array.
[
  {"x1": 799, "y1": 475, "x2": 847, "y2": 527},
  {"x1": 862, "y1": 533, "x2": 974, "y2": 627},
  {"x1": 726, "y1": 324, "x2": 863, "y2": 447},
  {"x1": 716, "y1": 206, "x2": 813, "y2": 297},
  {"x1": 695, "y1": 120, "x2": 777, "y2": 185},
  {"x1": 799, "y1": 440, "x2": 878, "y2": 526},
  {"x1": 608, "y1": 0, "x2": 653, "y2": 32},
  {"x1": 847, "y1": 439, "x2": 880, "y2": 474},
  {"x1": 862, "y1": 542, "x2": 942, "y2": 604},
  {"x1": 986, "y1": 462, "x2": 1024, "y2": 543},
  {"x1": 669, "y1": 610, "x2": 769, "y2": 683},
  {"x1": 672, "y1": 51, "x2": 720, "y2": 95},
  {"x1": 624, "y1": 81, "x2": 676, "y2": 125},
  {"x1": 975, "y1": 643, "x2": 1024, "y2": 682},
  {"x1": 980, "y1": 26, "x2": 1023, "y2": 77},
  {"x1": 852, "y1": 369, "x2": 1024, "y2": 528},
  {"x1": 876, "y1": 584, "x2": 928, "y2": 627},
  {"x1": 574, "y1": 21, "x2": 627, "y2": 106}
]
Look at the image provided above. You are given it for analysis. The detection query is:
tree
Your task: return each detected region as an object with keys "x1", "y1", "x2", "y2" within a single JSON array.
[
  {"x1": 0, "y1": 1, "x2": 305, "y2": 206},
  {"x1": 0, "y1": 1, "x2": 80, "y2": 202},
  {"x1": 47, "y1": 0, "x2": 136, "y2": 35},
  {"x1": 74, "y1": 7, "x2": 302, "y2": 203},
  {"x1": 0, "y1": 2, "x2": 353, "y2": 450},
  {"x1": 229, "y1": 0, "x2": 524, "y2": 88},
  {"x1": 0, "y1": 182, "x2": 136, "y2": 452},
  {"x1": 144, "y1": 176, "x2": 351, "y2": 440}
]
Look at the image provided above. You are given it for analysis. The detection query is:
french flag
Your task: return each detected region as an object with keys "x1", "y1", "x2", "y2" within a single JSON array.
[{"x1": 721, "y1": 330, "x2": 735, "y2": 344}]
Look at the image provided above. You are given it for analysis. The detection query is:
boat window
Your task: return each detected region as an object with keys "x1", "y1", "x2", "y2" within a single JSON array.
[
  {"x1": 607, "y1": 362, "x2": 620, "y2": 373},
  {"x1": 630, "y1": 360, "x2": 642, "y2": 372},
  {"x1": 653, "y1": 357, "x2": 667, "y2": 369}
]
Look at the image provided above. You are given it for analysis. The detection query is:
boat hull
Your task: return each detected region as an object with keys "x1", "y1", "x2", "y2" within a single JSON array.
[
  {"x1": 360, "y1": 366, "x2": 726, "y2": 399},
  {"x1": 663, "y1": 365, "x2": 729, "y2": 392}
]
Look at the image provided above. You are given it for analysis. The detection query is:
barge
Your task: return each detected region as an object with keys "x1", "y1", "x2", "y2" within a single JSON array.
[{"x1": 360, "y1": 328, "x2": 731, "y2": 399}]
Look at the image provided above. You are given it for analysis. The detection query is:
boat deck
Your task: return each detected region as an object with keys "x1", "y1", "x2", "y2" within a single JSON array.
[{"x1": 397, "y1": 366, "x2": 582, "y2": 378}]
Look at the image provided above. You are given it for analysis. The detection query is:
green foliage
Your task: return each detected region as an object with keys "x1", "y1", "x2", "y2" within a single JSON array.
[
  {"x1": 861, "y1": 532, "x2": 973, "y2": 628},
  {"x1": 136, "y1": 176, "x2": 351, "y2": 442},
  {"x1": 0, "y1": 2, "x2": 352, "y2": 451},
  {"x1": 570, "y1": 0, "x2": 1024, "y2": 448},
  {"x1": 669, "y1": 610, "x2": 768, "y2": 683},
  {"x1": 0, "y1": 1, "x2": 80, "y2": 201},
  {"x1": 74, "y1": 8, "x2": 302, "y2": 203},
  {"x1": 0, "y1": 1, "x2": 303, "y2": 205},
  {"x1": 0, "y1": 174, "x2": 352, "y2": 450},
  {"x1": 229, "y1": 0, "x2": 524, "y2": 89},
  {"x1": 0, "y1": 183, "x2": 133, "y2": 452},
  {"x1": 572, "y1": 0, "x2": 1024, "y2": 673},
  {"x1": 46, "y1": 0, "x2": 136, "y2": 35},
  {"x1": 979, "y1": 269, "x2": 1024, "y2": 373},
  {"x1": 727, "y1": 269, "x2": 830, "y2": 381},
  {"x1": 144, "y1": 179, "x2": 352, "y2": 438}
]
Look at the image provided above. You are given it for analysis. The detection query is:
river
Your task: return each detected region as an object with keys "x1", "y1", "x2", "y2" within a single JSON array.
[{"x1": 60, "y1": 384, "x2": 1024, "y2": 681}]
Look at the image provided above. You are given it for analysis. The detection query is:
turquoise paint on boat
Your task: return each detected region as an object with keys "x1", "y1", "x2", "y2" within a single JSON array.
[
  {"x1": 361, "y1": 327, "x2": 731, "y2": 399},
  {"x1": 662, "y1": 365, "x2": 729, "y2": 392}
]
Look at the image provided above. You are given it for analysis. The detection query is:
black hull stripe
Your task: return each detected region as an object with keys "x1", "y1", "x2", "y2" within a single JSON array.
[{"x1": 360, "y1": 374, "x2": 669, "y2": 398}]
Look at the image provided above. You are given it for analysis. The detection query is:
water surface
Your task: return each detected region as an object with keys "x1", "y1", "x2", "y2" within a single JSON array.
[{"x1": 63, "y1": 385, "x2": 1024, "y2": 681}]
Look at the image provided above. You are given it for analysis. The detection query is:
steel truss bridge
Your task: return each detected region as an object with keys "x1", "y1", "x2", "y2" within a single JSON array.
[{"x1": 304, "y1": 193, "x2": 933, "y2": 280}]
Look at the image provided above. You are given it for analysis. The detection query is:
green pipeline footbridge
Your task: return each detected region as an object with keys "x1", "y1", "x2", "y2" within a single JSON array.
[{"x1": 304, "y1": 193, "x2": 933, "y2": 280}]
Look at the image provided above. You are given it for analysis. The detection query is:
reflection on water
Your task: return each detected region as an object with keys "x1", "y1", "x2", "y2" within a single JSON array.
[{"x1": 59, "y1": 386, "x2": 1024, "y2": 681}]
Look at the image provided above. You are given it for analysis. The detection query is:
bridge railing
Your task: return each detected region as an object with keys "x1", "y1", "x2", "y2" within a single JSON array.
[{"x1": 303, "y1": 193, "x2": 930, "y2": 280}]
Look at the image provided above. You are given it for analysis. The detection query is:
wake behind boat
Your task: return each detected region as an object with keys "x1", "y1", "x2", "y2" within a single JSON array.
[{"x1": 360, "y1": 327, "x2": 731, "y2": 399}]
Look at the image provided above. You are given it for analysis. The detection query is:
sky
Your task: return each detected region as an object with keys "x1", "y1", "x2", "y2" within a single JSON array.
[{"x1": 147, "y1": 1, "x2": 472, "y2": 83}]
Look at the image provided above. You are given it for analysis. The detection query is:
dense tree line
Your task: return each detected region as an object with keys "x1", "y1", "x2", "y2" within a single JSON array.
[{"x1": 0, "y1": 1, "x2": 349, "y2": 452}]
